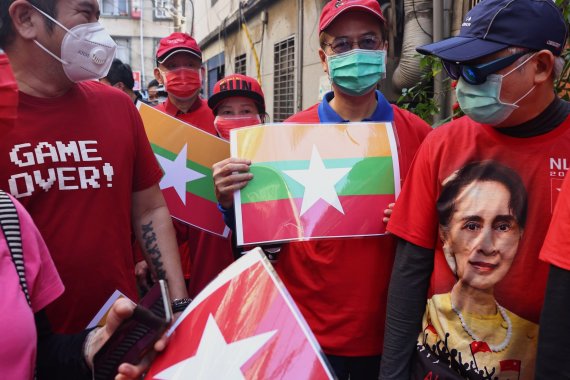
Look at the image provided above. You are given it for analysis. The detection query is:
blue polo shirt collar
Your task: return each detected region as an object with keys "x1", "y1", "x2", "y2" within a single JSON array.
[{"x1": 317, "y1": 90, "x2": 394, "y2": 123}]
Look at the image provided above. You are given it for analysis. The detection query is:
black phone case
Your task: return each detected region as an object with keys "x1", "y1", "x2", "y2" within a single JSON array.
[{"x1": 93, "y1": 281, "x2": 170, "y2": 380}]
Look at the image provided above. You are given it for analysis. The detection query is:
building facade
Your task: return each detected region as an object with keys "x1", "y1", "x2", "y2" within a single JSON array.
[
  {"x1": 193, "y1": 0, "x2": 331, "y2": 122},
  {"x1": 98, "y1": 0, "x2": 184, "y2": 90}
]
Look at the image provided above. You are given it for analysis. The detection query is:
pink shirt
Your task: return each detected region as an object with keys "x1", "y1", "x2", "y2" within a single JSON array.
[{"x1": 0, "y1": 194, "x2": 64, "y2": 380}]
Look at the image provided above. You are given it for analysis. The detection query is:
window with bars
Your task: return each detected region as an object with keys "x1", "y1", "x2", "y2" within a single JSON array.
[
  {"x1": 113, "y1": 37, "x2": 131, "y2": 64},
  {"x1": 207, "y1": 53, "x2": 225, "y2": 98},
  {"x1": 100, "y1": 0, "x2": 129, "y2": 16},
  {"x1": 154, "y1": 0, "x2": 172, "y2": 19},
  {"x1": 234, "y1": 54, "x2": 247, "y2": 75},
  {"x1": 273, "y1": 37, "x2": 295, "y2": 122}
]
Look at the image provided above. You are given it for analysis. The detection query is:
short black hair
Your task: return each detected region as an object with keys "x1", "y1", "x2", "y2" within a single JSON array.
[
  {"x1": 1, "y1": 0, "x2": 57, "y2": 49},
  {"x1": 147, "y1": 79, "x2": 159, "y2": 89},
  {"x1": 437, "y1": 160, "x2": 527, "y2": 229},
  {"x1": 104, "y1": 58, "x2": 135, "y2": 90}
]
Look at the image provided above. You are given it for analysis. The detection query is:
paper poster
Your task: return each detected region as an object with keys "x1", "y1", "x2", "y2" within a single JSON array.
[
  {"x1": 231, "y1": 122, "x2": 400, "y2": 245},
  {"x1": 138, "y1": 103, "x2": 230, "y2": 237},
  {"x1": 147, "y1": 248, "x2": 335, "y2": 379}
]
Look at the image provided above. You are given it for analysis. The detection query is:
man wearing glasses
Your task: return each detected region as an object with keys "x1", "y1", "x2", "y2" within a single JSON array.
[
  {"x1": 213, "y1": 1, "x2": 430, "y2": 378},
  {"x1": 380, "y1": 0, "x2": 569, "y2": 379}
]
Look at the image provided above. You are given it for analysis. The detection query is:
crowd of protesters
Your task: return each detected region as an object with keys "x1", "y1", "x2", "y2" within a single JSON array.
[{"x1": 1, "y1": 0, "x2": 570, "y2": 379}]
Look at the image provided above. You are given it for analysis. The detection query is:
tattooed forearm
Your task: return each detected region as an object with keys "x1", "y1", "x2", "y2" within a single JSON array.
[{"x1": 141, "y1": 221, "x2": 166, "y2": 280}]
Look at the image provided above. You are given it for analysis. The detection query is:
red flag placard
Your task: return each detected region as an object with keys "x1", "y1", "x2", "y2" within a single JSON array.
[
  {"x1": 138, "y1": 103, "x2": 230, "y2": 237},
  {"x1": 146, "y1": 248, "x2": 334, "y2": 379}
]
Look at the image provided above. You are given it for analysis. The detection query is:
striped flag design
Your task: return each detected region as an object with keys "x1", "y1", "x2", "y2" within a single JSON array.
[
  {"x1": 231, "y1": 123, "x2": 400, "y2": 245},
  {"x1": 138, "y1": 103, "x2": 230, "y2": 236}
]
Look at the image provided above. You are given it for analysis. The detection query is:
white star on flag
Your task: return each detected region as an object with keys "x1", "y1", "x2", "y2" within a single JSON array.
[
  {"x1": 155, "y1": 143, "x2": 205, "y2": 205},
  {"x1": 154, "y1": 314, "x2": 276, "y2": 379},
  {"x1": 283, "y1": 145, "x2": 351, "y2": 216}
]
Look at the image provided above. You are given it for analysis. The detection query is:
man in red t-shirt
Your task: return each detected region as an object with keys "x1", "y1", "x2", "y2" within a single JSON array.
[
  {"x1": 213, "y1": 1, "x2": 430, "y2": 379},
  {"x1": 134, "y1": 32, "x2": 234, "y2": 298},
  {"x1": 380, "y1": 1, "x2": 569, "y2": 379},
  {"x1": 0, "y1": 0, "x2": 187, "y2": 334}
]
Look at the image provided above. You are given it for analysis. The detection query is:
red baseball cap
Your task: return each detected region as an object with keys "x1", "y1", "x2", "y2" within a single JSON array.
[
  {"x1": 208, "y1": 74, "x2": 265, "y2": 115},
  {"x1": 319, "y1": 0, "x2": 385, "y2": 33},
  {"x1": 156, "y1": 32, "x2": 202, "y2": 63}
]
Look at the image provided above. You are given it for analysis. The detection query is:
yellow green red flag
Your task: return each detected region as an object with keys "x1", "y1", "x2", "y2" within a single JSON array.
[
  {"x1": 231, "y1": 122, "x2": 400, "y2": 245},
  {"x1": 138, "y1": 103, "x2": 230, "y2": 236}
]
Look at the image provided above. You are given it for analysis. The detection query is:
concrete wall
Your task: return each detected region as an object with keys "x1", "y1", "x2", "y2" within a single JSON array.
[{"x1": 194, "y1": 0, "x2": 329, "y2": 121}]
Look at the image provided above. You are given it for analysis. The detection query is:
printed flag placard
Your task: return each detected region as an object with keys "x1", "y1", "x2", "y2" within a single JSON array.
[
  {"x1": 138, "y1": 103, "x2": 230, "y2": 237},
  {"x1": 146, "y1": 248, "x2": 335, "y2": 380},
  {"x1": 231, "y1": 122, "x2": 400, "y2": 245}
]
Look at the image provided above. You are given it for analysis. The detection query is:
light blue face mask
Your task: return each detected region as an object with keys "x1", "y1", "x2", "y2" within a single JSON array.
[
  {"x1": 326, "y1": 49, "x2": 386, "y2": 96},
  {"x1": 456, "y1": 53, "x2": 536, "y2": 125}
]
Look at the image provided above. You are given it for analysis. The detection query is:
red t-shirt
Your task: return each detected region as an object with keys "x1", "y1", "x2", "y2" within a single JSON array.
[
  {"x1": 155, "y1": 96, "x2": 234, "y2": 298},
  {"x1": 155, "y1": 97, "x2": 217, "y2": 136},
  {"x1": 0, "y1": 81, "x2": 163, "y2": 333},
  {"x1": 275, "y1": 104, "x2": 431, "y2": 356},
  {"x1": 540, "y1": 175, "x2": 570, "y2": 270},
  {"x1": 388, "y1": 115, "x2": 570, "y2": 323}
]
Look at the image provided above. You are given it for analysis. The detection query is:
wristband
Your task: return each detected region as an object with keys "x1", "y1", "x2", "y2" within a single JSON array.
[{"x1": 171, "y1": 298, "x2": 192, "y2": 313}]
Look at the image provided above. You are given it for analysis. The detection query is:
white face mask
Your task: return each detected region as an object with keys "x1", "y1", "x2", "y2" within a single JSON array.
[{"x1": 31, "y1": 5, "x2": 116, "y2": 82}]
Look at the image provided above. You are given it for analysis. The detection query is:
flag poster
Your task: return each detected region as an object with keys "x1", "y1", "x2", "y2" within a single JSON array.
[
  {"x1": 138, "y1": 103, "x2": 230, "y2": 236},
  {"x1": 231, "y1": 123, "x2": 400, "y2": 245},
  {"x1": 146, "y1": 248, "x2": 335, "y2": 380}
]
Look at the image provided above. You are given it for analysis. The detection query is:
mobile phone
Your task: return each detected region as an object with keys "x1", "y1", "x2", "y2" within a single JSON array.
[{"x1": 93, "y1": 279, "x2": 172, "y2": 380}]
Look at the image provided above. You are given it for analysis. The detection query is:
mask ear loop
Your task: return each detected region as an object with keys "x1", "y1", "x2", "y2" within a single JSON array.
[
  {"x1": 503, "y1": 52, "x2": 537, "y2": 77},
  {"x1": 498, "y1": 52, "x2": 538, "y2": 106},
  {"x1": 30, "y1": 4, "x2": 78, "y2": 65}
]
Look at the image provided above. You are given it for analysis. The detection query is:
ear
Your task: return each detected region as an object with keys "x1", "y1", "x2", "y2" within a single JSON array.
[
  {"x1": 9, "y1": 0, "x2": 44, "y2": 41},
  {"x1": 115, "y1": 82, "x2": 126, "y2": 91},
  {"x1": 319, "y1": 48, "x2": 328, "y2": 74},
  {"x1": 533, "y1": 50, "x2": 555, "y2": 85},
  {"x1": 154, "y1": 67, "x2": 163, "y2": 84},
  {"x1": 439, "y1": 227, "x2": 449, "y2": 247}
]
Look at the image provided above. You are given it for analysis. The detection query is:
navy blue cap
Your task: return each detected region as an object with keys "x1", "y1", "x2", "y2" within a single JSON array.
[{"x1": 417, "y1": 0, "x2": 567, "y2": 62}]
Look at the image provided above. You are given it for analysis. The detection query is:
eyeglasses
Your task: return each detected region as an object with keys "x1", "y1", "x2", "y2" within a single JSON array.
[
  {"x1": 442, "y1": 51, "x2": 529, "y2": 85},
  {"x1": 323, "y1": 35, "x2": 383, "y2": 54}
]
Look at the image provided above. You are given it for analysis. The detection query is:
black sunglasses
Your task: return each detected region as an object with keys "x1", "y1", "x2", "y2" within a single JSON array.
[{"x1": 442, "y1": 51, "x2": 529, "y2": 85}]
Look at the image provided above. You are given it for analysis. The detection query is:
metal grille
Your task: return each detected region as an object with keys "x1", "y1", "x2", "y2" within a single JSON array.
[
  {"x1": 235, "y1": 54, "x2": 247, "y2": 75},
  {"x1": 153, "y1": 0, "x2": 175, "y2": 19},
  {"x1": 273, "y1": 36, "x2": 295, "y2": 122}
]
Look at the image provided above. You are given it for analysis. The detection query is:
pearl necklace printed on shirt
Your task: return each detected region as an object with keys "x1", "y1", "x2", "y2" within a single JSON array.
[{"x1": 451, "y1": 300, "x2": 513, "y2": 352}]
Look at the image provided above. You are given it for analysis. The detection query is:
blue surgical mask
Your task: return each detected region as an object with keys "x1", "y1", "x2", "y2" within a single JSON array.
[
  {"x1": 326, "y1": 49, "x2": 386, "y2": 96},
  {"x1": 456, "y1": 53, "x2": 536, "y2": 125}
]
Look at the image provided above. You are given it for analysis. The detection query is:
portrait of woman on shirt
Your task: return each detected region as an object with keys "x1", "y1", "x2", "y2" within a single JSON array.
[{"x1": 414, "y1": 160, "x2": 538, "y2": 380}]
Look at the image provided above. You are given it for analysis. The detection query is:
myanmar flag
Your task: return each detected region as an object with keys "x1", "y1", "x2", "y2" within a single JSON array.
[
  {"x1": 146, "y1": 248, "x2": 335, "y2": 379},
  {"x1": 231, "y1": 123, "x2": 400, "y2": 245},
  {"x1": 138, "y1": 103, "x2": 230, "y2": 237}
]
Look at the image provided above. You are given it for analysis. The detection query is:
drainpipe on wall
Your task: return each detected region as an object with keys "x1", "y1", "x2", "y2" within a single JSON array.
[
  {"x1": 391, "y1": 0, "x2": 432, "y2": 91},
  {"x1": 173, "y1": 0, "x2": 183, "y2": 32},
  {"x1": 432, "y1": 0, "x2": 443, "y2": 124},
  {"x1": 139, "y1": 0, "x2": 145, "y2": 87},
  {"x1": 296, "y1": 0, "x2": 304, "y2": 112}
]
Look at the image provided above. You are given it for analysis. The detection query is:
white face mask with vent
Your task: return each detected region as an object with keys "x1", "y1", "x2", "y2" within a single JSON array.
[{"x1": 31, "y1": 4, "x2": 116, "y2": 82}]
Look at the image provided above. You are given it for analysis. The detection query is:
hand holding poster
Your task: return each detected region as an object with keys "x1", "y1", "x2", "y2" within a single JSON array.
[
  {"x1": 231, "y1": 122, "x2": 400, "y2": 245},
  {"x1": 138, "y1": 103, "x2": 230, "y2": 237},
  {"x1": 146, "y1": 248, "x2": 335, "y2": 379}
]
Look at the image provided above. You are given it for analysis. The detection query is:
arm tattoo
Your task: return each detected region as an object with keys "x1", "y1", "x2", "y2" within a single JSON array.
[{"x1": 141, "y1": 221, "x2": 166, "y2": 280}]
